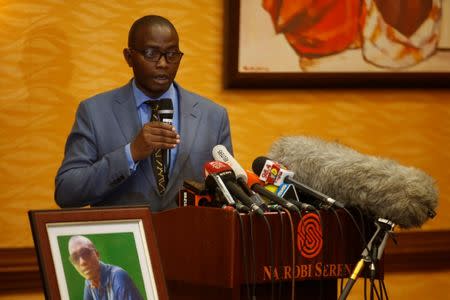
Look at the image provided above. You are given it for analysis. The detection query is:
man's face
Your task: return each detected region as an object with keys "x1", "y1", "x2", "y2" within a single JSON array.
[
  {"x1": 125, "y1": 23, "x2": 181, "y2": 98},
  {"x1": 69, "y1": 241, "x2": 100, "y2": 281}
]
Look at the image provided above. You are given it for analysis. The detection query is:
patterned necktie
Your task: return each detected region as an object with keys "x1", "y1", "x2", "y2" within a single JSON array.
[{"x1": 146, "y1": 100, "x2": 167, "y2": 195}]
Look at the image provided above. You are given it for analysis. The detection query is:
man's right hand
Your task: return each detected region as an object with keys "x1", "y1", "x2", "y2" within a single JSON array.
[{"x1": 130, "y1": 121, "x2": 180, "y2": 162}]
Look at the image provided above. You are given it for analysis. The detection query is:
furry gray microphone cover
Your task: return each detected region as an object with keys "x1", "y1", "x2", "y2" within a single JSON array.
[{"x1": 268, "y1": 136, "x2": 438, "y2": 229}]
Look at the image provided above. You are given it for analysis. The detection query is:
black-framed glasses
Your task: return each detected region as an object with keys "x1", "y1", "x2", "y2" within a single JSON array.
[{"x1": 130, "y1": 48, "x2": 183, "y2": 63}]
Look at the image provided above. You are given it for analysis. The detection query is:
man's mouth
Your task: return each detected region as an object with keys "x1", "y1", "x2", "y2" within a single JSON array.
[{"x1": 154, "y1": 75, "x2": 169, "y2": 84}]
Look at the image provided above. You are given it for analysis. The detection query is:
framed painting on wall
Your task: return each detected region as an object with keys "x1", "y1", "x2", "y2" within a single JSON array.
[
  {"x1": 224, "y1": 0, "x2": 450, "y2": 88},
  {"x1": 29, "y1": 206, "x2": 168, "y2": 300}
]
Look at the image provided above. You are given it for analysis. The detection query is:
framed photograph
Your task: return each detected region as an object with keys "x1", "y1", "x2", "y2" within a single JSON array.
[
  {"x1": 224, "y1": 0, "x2": 450, "y2": 88},
  {"x1": 28, "y1": 206, "x2": 168, "y2": 300}
]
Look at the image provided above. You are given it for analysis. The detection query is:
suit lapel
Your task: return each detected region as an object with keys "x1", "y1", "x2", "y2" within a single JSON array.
[
  {"x1": 166, "y1": 85, "x2": 202, "y2": 192},
  {"x1": 111, "y1": 82, "x2": 155, "y2": 189}
]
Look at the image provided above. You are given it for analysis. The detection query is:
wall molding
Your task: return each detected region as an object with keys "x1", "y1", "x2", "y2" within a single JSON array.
[{"x1": 1, "y1": 230, "x2": 449, "y2": 292}]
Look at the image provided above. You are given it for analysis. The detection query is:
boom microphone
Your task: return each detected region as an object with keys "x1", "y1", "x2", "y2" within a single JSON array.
[
  {"x1": 268, "y1": 136, "x2": 439, "y2": 228},
  {"x1": 204, "y1": 161, "x2": 265, "y2": 215}
]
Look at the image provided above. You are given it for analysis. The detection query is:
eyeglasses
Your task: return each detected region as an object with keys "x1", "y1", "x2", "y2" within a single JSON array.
[
  {"x1": 69, "y1": 247, "x2": 95, "y2": 264},
  {"x1": 130, "y1": 48, "x2": 183, "y2": 63}
]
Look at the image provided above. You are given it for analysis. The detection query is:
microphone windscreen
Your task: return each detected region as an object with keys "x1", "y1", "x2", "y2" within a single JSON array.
[
  {"x1": 159, "y1": 98, "x2": 173, "y2": 110},
  {"x1": 251, "y1": 156, "x2": 269, "y2": 177},
  {"x1": 212, "y1": 145, "x2": 248, "y2": 181},
  {"x1": 268, "y1": 136, "x2": 439, "y2": 229}
]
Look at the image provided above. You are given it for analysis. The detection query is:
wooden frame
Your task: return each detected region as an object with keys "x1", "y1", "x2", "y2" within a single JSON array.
[
  {"x1": 224, "y1": 0, "x2": 450, "y2": 88},
  {"x1": 28, "y1": 206, "x2": 168, "y2": 300}
]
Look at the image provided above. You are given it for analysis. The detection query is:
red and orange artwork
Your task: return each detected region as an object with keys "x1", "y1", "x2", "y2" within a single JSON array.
[{"x1": 249, "y1": 0, "x2": 449, "y2": 71}]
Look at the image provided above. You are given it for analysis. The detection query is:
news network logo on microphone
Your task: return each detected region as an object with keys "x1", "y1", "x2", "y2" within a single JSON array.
[
  {"x1": 214, "y1": 148, "x2": 229, "y2": 162},
  {"x1": 297, "y1": 213, "x2": 323, "y2": 259},
  {"x1": 259, "y1": 160, "x2": 281, "y2": 184}
]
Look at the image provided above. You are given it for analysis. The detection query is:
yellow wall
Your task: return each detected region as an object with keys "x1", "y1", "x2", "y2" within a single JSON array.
[
  {"x1": 0, "y1": 1, "x2": 449, "y2": 299},
  {"x1": 1, "y1": 0, "x2": 449, "y2": 248}
]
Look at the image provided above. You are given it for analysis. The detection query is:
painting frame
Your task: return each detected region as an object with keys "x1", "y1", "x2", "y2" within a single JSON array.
[
  {"x1": 28, "y1": 206, "x2": 168, "y2": 300},
  {"x1": 224, "y1": 0, "x2": 450, "y2": 88}
]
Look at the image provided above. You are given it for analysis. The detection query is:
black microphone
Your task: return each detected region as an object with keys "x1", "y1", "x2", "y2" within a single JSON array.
[
  {"x1": 268, "y1": 136, "x2": 439, "y2": 228},
  {"x1": 246, "y1": 171, "x2": 305, "y2": 213},
  {"x1": 252, "y1": 156, "x2": 345, "y2": 209},
  {"x1": 157, "y1": 98, "x2": 174, "y2": 173},
  {"x1": 204, "y1": 161, "x2": 265, "y2": 215}
]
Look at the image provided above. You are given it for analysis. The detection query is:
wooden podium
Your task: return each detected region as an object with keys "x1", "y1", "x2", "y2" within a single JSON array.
[{"x1": 152, "y1": 206, "x2": 378, "y2": 300}]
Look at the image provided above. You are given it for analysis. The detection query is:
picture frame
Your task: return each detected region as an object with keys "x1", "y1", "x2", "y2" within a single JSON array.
[
  {"x1": 224, "y1": 0, "x2": 450, "y2": 88},
  {"x1": 28, "y1": 206, "x2": 168, "y2": 300}
]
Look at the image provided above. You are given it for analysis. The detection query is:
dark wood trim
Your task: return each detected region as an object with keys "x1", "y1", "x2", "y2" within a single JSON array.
[
  {"x1": 1, "y1": 230, "x2": 449, "y2": 292},
  {"x1": 384, "y1": 230, "x2": 450, "y2": 272},
  {"x1": 0, "y1": 247, "x2": 42, "y2": 291}
]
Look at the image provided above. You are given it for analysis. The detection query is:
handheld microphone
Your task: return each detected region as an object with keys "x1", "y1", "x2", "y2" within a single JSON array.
[
  {"x1": 268, "y1": 136, "x2": 439, "y2": 228},
  {"x1": 157, "y1": 98, "x2": 173, "y2": 125},
  {"x1": 252, "y1": 157, "x2": 345, "y2": 209},
  {"x1": 204, "y1": 161, "x2": 265, "y2": 215},
  {"x1": 212, "y1": 145, "x2": 269, "y2": 211},
  {"x1": 157, "y1": 98, "x2": 174, "y2": 172}
]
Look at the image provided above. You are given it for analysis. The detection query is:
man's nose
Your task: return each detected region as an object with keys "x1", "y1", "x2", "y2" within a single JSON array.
[
  {"x1": 78, "y1": 257, "x2": 88, "y2": 265},
  {"x1": 156, "y1": 54, "x2": 169, "y2": 67}
]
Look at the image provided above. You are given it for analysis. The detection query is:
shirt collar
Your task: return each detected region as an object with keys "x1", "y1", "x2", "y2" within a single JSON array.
[{"x1": 131, "y1": 79, "x2": 176, "y2": 108}]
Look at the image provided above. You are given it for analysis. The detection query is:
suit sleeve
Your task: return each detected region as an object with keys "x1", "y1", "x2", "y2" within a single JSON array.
[
  {"x1": 55, "y1": 101, "x2": 130, "y2": 207},
  {"x1": 217, "y1": 106, "x2": 233, "y2": 155}
]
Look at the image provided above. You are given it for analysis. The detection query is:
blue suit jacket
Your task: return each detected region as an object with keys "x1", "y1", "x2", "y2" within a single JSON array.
[{"x1": 55, "y1": 81, "x2": 233, "y2": 211}]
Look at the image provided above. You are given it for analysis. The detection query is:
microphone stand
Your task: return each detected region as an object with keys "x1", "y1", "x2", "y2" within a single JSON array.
[{"x1": 339, "y1": 218, "x2": 395, "y2": 300}]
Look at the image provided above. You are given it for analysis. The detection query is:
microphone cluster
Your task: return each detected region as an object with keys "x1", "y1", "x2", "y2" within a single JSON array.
[
  {"x1": 176, "y1": 137, "x2": 438, "y2": 300},
  {"x1": 179, "y1": 145, "x2": 321, "y2": 214},
  {"x1": 179, "y1": 140, "x2": 438, "y2": 230}
]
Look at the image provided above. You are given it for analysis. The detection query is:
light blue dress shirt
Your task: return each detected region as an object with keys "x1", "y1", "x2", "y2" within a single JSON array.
[{"x1": 124, "y1": 79, "x2": 179, "y2": 175}]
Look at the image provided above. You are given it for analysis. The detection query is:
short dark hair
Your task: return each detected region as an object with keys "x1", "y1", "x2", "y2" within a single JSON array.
[{"x1": 128, "y1": 15, "x2": 177, "y2": 48}]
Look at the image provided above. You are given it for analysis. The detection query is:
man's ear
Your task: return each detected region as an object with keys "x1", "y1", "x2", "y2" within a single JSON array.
[{"x1": 123, "y1": 48, "x2": 133, "y2": 67}]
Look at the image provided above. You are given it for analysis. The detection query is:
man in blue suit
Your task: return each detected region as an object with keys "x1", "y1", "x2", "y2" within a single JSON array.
[{"x1": 55, "y1": 15, "x2": 233, "y2": 211}]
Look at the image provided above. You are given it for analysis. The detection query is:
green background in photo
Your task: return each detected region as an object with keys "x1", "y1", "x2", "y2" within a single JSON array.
[{"x1": 58, "y1": 232, "x2": 148, "y2": 299}]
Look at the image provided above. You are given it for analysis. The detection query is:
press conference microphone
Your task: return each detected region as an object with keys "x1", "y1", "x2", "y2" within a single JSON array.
[
  {"x1": 246, "y1": 171, "x2": 302, "y2": 213},
  {"x1": 204, "y1": 161, "x2": 265, "y2": 215},
  {"x1": 268, "y1": 136, "x2": 439, "y2": 229},
  {"x1": 157, "y1": 98, "x2": 174, "y2": 171},
  {"x1": 212, "y1": 145, "x2": 269, "y2": 211},
  {"x1": 206, "y1": 173, "x2": 235, "y2": 206},
  {"x1": 252, "y1": 157, "x2": 345, "y2": 209}
]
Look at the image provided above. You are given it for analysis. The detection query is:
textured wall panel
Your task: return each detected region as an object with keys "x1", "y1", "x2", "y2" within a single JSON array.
[{"x1": 0, "y1": 0, "x2": 449, "y2": 250}]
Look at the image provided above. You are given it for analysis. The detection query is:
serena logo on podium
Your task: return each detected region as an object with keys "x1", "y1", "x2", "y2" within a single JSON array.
[{"x1": 297, "y1": 213, "x2": 323, "y2": 259}]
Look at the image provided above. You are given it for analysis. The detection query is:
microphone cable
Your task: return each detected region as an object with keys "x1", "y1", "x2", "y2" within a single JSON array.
[
  {"x1": 281, "y1": 207, "x2": 296, "y2": 300},
  {"x1": 235, "y1": 209, "x2": 252, "y2": 300},
  {"x1": 274, "y1": 206, "x2": 284, "y2": 300},
  {"x1": 262, "y1": 213, "x2": 275, "y2": 300},
  {"x1": 329, "y1": 206, "x2": 345, "y2": 298},
  {"x1": 248, "y1": 211, "x2": 275, "y2": 300}
]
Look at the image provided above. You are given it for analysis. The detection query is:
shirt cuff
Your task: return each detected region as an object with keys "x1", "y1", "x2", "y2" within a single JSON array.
[{"x1": 125, "y1": 143, "x2": 139, "y2": 173}]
